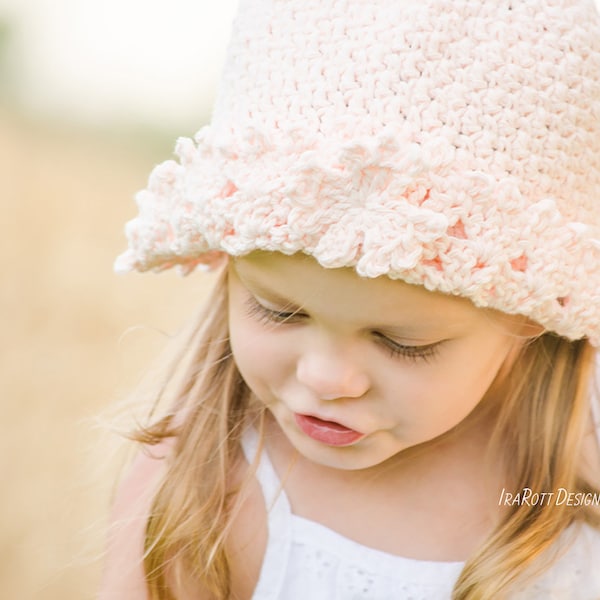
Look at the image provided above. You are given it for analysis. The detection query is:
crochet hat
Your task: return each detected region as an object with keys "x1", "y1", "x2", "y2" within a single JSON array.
[{"x1": 116, "y1": 0, "x2": 600, "y2": 345}]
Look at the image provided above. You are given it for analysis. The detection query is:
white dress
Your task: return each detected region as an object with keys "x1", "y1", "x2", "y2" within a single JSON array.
[{"x1": 240, "y1": 365, "x2": 600, "y2": 599}]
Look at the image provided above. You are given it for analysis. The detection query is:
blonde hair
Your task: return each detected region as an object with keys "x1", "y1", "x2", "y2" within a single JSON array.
[
  {"x1": 455, "y1": 330, "x2": 600, "y2": 596},
  {"x1": 130, "y1": 266, "x2": 599, "y2": 599}
]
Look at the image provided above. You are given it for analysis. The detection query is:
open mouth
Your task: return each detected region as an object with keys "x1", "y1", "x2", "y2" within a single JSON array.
[{"x1": 293, "y1": 413, "x2": 365, "y2": 446}]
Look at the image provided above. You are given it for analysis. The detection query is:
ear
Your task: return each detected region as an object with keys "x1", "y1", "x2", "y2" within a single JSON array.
[
  {"x1": 516, "y1": 317, "x2": 545, "y2": 339},
  {"x1": 489, "y1": 312, "x2": 545, "y2": 343},
  {"x1": 493, "y1": 317, "x2": 543, "y2": 384}
]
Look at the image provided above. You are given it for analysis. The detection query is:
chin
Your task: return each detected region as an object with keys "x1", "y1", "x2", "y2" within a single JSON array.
[{"x1": 291, "y1": 429, "x2": 403, "y2": 471}]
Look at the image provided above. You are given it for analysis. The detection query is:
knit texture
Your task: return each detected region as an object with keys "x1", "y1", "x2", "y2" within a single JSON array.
[{"x1": 116, "y1": 0, "x2": 600, "y2": 345}]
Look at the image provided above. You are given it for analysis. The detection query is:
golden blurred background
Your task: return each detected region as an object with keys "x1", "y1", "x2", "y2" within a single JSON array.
[
  {"x1": 3, "y1": 1, "x2": 600, "y2": 598},
  {"x1": 0, "y1": 1, "x2": 236, "y2": 598}
]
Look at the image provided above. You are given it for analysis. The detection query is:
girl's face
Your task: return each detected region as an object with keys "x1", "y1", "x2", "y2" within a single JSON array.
[{"x1": 228, "y1": 252, "x2": 525, "y2": 471}]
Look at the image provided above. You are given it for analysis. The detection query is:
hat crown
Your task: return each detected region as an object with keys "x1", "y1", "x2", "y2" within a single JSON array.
[{"x1": 210, "y1": 0, "x2": 600, "y2": 228}]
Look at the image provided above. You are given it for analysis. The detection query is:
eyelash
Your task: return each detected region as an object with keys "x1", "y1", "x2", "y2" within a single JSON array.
[
  {"x1": 372, "y1": 332, "x2": 440, "y2": 363},
  {"x1": 244, "y1": 296, "x2": 305, "y2": 325},
  {"x1": 244, "y1": 296, "x2": 441, "y2": 363}
]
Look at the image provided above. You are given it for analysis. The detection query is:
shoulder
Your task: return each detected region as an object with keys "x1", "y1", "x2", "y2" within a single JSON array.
[
  {"x1": 98, "y1": 441, "x2": 171, "y2": 600},
  {"x1": 518, "y1": 522, "x2": 600, "y2": 597},
  {"x1": 99, "y1": 434, "x2": 269, "y2": 600},
  {"x1": 583, "y1": 351, "x2": 600, "y2": 484},
  {"x1": 590, "y1": 351, "x2": 600, "y2": 433}
]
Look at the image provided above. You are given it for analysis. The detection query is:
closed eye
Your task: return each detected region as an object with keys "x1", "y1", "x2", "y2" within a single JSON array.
[
  {"x1": 244, "y1": 295, "x2": 306, "y2": 325},
  {"x1": 372, "y1": 332, "x2": 442, "y2": 363}
]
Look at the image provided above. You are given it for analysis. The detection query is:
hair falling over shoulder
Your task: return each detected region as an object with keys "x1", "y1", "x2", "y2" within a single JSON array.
[
  {"x1": 129, "y1": 266, "x2": 261, "y2": 599},
  {"x1": 129, "y1": 267, "x2": 599, "y2": 600},
  {"x1": 454, "y1": 334, "x2": 600, "y2": 597}
]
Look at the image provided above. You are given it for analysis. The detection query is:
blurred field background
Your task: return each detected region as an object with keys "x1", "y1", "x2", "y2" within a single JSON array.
[
  {"x1": 0, "y1": 1, "x2": 237, "y2": 598},
  {"x1": 3, "y1": 1, "x2": 600, "y2": 599}
]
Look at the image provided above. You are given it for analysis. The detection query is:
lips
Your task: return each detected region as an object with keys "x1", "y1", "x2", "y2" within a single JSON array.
[{"x1": 293, "y1": 413, "x2": 365, "y2": 446}]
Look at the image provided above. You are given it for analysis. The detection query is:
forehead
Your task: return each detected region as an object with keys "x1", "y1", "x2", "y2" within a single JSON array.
[{"x1": 231, "y1": 252, "x2": 488, "y2": 333}]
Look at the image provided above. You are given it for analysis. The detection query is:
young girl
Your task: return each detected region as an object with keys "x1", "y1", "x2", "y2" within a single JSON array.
[{"x1": 103, "y1": 0, "x2": 600, "y2": 598}]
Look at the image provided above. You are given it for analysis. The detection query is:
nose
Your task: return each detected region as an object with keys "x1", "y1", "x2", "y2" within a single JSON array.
[{"x1": 296, "y1": 345, "x2": 370, "y2": 400}]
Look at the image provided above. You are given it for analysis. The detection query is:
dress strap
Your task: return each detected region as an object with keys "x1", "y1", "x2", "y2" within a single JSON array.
[
  {"x1": 240, "y1": 427, "x2": 292, "y2": 600},
  {"x1": 241, "y1": 427, "x2": 292, "y2": 513}
]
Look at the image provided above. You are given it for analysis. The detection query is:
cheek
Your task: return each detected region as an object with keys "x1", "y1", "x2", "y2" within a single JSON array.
[
  {"x1": 228, "y1": 314, "x2": 290, "y2": 394},
  {"x1": 392, "y1": 340, "x2": 512, "y2": 430},
  {"x1": 229, "y1": 319, "x2": 261, "y2": 379}
]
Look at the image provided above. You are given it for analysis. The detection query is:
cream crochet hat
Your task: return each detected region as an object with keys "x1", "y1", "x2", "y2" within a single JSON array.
[{"x1": 116, "y1": 0, "x2": 600, "y2": 345}]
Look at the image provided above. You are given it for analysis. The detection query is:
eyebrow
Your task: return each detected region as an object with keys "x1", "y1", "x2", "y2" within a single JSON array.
[
  {"x1": 375, "y1": 312, "x2": 469, "y2": 338},
  {"x1": 373, "y1": 323, "x2": 453, "y2": 341},
  {"x1": 234, "y1": 268, "x2": 301, "y2": 307}
]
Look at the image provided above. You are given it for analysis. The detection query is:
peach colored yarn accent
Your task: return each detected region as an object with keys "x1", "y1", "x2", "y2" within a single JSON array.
[{"x1": 116, "y1": 0, "x2": 600, "y2": 345}]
